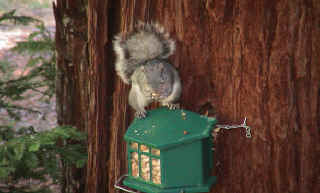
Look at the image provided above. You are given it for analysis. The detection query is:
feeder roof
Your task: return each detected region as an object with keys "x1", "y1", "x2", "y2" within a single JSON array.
[{"x1": 124, "y1": 108, "x2": 217, "y2": 149}]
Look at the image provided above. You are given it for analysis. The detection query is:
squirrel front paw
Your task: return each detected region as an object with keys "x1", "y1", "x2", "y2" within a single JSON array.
[
  {"x1": 135, "y1": 111, "x2": 147, "y2": 119},
  {"x1": 163, "y1": 103, "x2": 180, "y2": 110}
]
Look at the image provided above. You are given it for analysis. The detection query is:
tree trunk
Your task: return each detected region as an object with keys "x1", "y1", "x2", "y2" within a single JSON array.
[
  {"x1": 54, "y1": 0, "x2": 88, "y2": 192},
  {"x1": 55, "y1": 0, "x2": 320, "y2": 193},
  {"x1": 86, "y1": 1, "x2": 112, "y2": 193}
]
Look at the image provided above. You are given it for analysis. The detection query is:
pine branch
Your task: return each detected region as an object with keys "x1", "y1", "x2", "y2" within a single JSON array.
[{"x1": 0, "y1": 10, "x2": 41, "y2": 26}]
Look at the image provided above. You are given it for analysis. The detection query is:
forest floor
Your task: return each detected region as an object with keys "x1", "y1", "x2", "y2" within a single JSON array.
[{"x1": 0, "y1": 0, "x2": 57, "y2": 131}]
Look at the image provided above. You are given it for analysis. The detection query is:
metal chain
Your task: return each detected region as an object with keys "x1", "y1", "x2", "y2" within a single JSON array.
[{"x1": 216, "y1": 117, "x2": 252, "y2": 138}]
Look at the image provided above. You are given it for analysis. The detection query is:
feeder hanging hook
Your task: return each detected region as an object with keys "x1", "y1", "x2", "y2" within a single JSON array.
[{"x1": 216, "y1": 117, "x2": 252, "y2": 138}]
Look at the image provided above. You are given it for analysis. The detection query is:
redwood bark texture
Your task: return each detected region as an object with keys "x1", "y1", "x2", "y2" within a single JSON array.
[
  {"x1": 54, "y1": 0, "x2": 88, "y2": 192},
  {"x1": 55, "y1": 0, "x2": 320, "y2": 193}
]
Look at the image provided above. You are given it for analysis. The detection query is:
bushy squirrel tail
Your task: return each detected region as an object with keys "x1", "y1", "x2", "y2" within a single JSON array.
[{"x1": 113, "y1": 22, "x2": 176, "y2": 84}]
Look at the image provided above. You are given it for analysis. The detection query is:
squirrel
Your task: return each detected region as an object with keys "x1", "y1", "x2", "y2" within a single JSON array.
[{"x1": 113, "y1": 22, "x2": 182, "y2": 118}]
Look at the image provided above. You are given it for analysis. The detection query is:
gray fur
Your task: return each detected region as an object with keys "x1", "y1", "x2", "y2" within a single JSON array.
[{"x1": 113, "y1": 22, "x2": 181, "y2": 118}]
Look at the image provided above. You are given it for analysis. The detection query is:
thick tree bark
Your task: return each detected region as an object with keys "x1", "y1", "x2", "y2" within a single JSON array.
[
  {"x1": 86, "y1": 1, "x2": 112, "y2": 193},
  {"x1": 54, "y1": 0, "x2": 88, "y2": 192},
  {"x1": 108, "y1": 1, "x2": 320, "y2": 193},
  {"x1": 55, "y1": 0, "x2": 320, "y2": 193}
]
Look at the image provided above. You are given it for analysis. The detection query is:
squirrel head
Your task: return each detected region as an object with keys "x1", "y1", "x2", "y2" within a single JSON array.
[{"x1": 137, "y1": 60, "x2": 173, "y2": 100}]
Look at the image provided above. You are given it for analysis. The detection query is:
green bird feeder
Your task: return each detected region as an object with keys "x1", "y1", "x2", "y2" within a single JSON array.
[{"x1": 116, "y1": 108, "x2": 217, "y2": 193}]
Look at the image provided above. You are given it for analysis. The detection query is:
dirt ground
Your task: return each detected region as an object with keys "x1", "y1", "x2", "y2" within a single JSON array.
[{"x1": 0, "y1": 1, "x2": 57, "y2": 131}]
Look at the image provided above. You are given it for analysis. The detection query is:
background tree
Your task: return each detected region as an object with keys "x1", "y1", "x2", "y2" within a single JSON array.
[
  {"x1": 54, "y1": 0, "x2": 320, "y2": 193},
  {"x1": 0, "y1": 9, "x2": 87, "y2": 193}
]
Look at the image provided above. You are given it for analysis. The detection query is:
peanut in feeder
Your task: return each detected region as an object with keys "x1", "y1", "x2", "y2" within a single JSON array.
[{"x1": 116, "y1": 108, "x2": 218, "y2": 193}]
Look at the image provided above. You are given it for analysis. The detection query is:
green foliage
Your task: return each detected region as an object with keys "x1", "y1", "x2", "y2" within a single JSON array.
[
  {"x1": 0, "y1": 10, "x2": 87, "y2": 193},
  {"x1": 0, "y1": 10, "x2": 40, "y2": 25},
  {"x1": 0, "y1": 10, "x2": 56, "y2": 121},
  {"x1": 0, "y1": 126, "x2": 87, "y2": 193}
]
